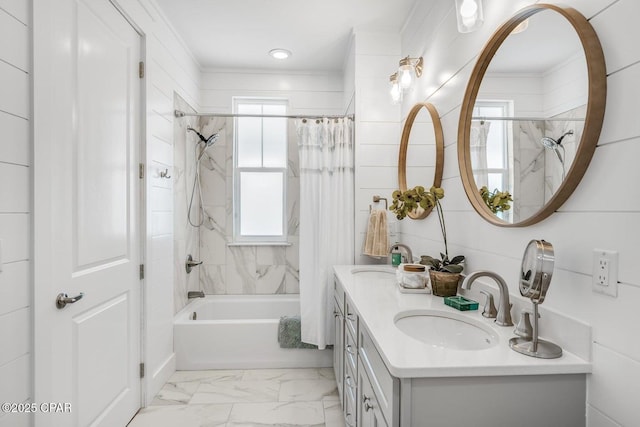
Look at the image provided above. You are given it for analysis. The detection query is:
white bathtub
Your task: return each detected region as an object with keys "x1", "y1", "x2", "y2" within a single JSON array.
[{"x1": 174, "y1": 295, "x2": 333, "y2": 370}]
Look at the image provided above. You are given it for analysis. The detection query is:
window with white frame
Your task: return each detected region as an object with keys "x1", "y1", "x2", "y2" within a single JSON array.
[
  {"x1": 473, "y1": 100, "x2": 514, "y2": 221},
  {"x1": 473, "y1": 100, "x2": 513, "y2": 191},
  {"x1": 233, "y1": 99, "x2": 288, "y2": 243}
]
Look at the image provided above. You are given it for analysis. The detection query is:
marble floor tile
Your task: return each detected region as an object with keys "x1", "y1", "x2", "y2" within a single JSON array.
[
  {"x1": 227, "y1": 401, "x2": 325, "y2": 426},
  {"x1": 150, "y1": 381, "x2": 200, "y2": 405},
  {"x1": 127, "y1": 404, "x2": 232, "y2": 427},
  {"x1": 323, "y1": 400, "x2": 346, "y2": 427},
  {"x1": 190, "y1": 380, "x2": 280, "y2": 404},
  {"x1": 169, "y1": 369, "x2": 245, "y2": 384},
  {"x1": 241, "y1": 368, "x2": 321, "y2": 381},
  {"x1": 318, "y1": 368, "x2": 335, "y2": 380},
  {"x1": 278, "y1": 379, "x2": 339, "y2": 402}
]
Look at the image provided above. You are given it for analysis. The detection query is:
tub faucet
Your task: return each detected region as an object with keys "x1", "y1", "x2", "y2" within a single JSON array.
[
  {"x1": 187, "y1": 290, "x2": 205, "y2": 299},
  {"x1": 462, "y1": 270, "x2": 513, "y2": 326},
  {"x1": 389, "y1": 243, "x2": 413, "y2": 264},
  {"x1": 185, "y1": 254, "x2": 203, "y2": 274}
]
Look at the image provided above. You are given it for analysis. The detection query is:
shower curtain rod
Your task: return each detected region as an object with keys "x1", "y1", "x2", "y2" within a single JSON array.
[
  {"x1": 174, "y1": 109, "x2": 354, "y2": 120},
  {"x1": 472, "y1": 116, "x2": 585, "y2": 122}
]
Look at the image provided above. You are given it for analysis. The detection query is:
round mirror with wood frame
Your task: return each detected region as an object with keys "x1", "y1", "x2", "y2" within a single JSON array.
[
  {"x1": 398, "y1": 102, "x2": 445, "y2": 219},
  {"x1": 457, "y1": 4, "x2": 606, "y2": 227}
]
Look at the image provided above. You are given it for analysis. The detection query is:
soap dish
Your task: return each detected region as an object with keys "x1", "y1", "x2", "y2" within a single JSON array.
[{"x1": 444, "y1": 296, "x2": 479, "y2": 311}]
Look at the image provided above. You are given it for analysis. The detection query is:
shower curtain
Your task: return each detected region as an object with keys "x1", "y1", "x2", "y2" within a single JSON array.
[
  {"x1": 470, "y1": 121, "x2": 491, "y2": 188},
  {"x1": 297, "y1": 117, "x2": 354, "y2": 349}
]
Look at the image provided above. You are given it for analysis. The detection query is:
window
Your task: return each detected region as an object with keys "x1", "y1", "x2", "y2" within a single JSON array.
[
  {"x1": 473, "y1": 100, "x2": 514, "y2": 221},
  {"x1": 233, "y1": 99, "x2": 288, "y2": 243}
]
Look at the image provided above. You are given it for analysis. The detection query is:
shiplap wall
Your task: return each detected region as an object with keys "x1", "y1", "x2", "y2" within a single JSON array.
[
  {"x1": 200, "y1": 70, "x2": 343, "y2": 116},
  {"x1": 114, "y1": 0, "x2": 201, "y2": 403},
  {"x1": 352, "y1": 31, "x2": 402, "y2": 265},
  {"x1": 388, "y1": 1, "x2": 639, "y2": 426},
  {"x1": 0, "y1": 0, "x2": 30, "y2": 426}
]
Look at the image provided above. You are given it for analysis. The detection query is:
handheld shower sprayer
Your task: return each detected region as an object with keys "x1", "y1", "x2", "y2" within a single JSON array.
[
  {"x1": 187, "y1": 127, "x2": 219, "y2": 147},
  {"x1": 539, "y1": 130, "x2": 573, "y2": 180},
  {"x1": 540, "y1": 129, "x2": 573, "y2": 150}
]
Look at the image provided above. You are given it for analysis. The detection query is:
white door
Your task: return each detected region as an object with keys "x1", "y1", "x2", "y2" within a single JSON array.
[{"x1": 33, "y1": 0, "x2": 143, "y2": 425}]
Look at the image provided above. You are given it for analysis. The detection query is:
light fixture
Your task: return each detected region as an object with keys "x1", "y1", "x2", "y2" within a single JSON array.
[
  {"x1": 389, "y1": 73, "x2": 402, "y2": 104},
  {"x1": 455, "y1": 0, "x2": 484, "y2": 33},
  {"x1": 269, "y1": 48, "x2": 292, "y2": 60},
  {"x1": 397, "y1": 56, "x2": 424, "y2": 90}
]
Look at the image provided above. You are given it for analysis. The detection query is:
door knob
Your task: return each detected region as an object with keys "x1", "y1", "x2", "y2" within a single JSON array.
[{"x1": 56, "y1": 292, "x2": 84, "y2": 309}]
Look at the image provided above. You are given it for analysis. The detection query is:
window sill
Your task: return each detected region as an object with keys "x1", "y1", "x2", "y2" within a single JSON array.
[{"x1": 227, "y1": 242, "x2": 293, "y2": 247}]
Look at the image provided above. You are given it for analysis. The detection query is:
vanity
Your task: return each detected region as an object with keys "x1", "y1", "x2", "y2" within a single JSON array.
[{"x1": 332, "y1": 265, "x2": 590, "y2": 427}]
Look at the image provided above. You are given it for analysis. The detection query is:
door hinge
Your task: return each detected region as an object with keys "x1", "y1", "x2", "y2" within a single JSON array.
[
  {"x1": 138, "y1": 61, "x2": 145, "y2": 79},
  {"x1": 139, "y1": 264, "x2": 144, "y2": 280},
  {"x1": 139, "y1": 363, "x2": 145, "y2": 378},
  {"x1": 139, "y1": 163, "x2": 144, "y2": 179}
]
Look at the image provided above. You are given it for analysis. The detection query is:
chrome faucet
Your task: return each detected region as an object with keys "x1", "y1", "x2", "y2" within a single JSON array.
[
  {"x1": 389, "y1": 243, "x2": 413, "y2": 264},
  {"x1": 462, "y1": 270, "x2": 513, "y2": 326},
  {"x1": 187, "y1": 290, "x2": 205, "y2": 299}
]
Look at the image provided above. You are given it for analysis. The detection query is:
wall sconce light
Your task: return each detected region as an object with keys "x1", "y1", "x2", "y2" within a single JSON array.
[
  {"x1": 389, "y1": 56, "x2": 423, "y2": 103},
  {"x1": 455, "y1": 0, "x2": 484, "y2": 33},
  {"x1": 389, "y1": 72, "x2": 401, "y2": 104},
  {"x1": 398, "y1": 56, "x2": 424, "y2": 90}
]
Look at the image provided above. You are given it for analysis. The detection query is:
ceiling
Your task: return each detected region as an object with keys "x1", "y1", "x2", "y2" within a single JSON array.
[{"x1": 154, "y1": 0, "x2": 417, "y2": 72}]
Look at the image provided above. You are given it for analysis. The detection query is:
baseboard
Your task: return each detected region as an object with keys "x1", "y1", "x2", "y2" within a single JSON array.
[{"x1": 145, "y1": 352, "x2": 175, "y2": 406}]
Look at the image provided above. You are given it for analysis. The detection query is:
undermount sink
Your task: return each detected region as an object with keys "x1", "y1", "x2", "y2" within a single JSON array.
[
  {"x1": 350, "y1": 266, "x2": 396, "y2": 279},
  {"x1": 394, "y1": 310, "x2": 498, "y2": 351}
]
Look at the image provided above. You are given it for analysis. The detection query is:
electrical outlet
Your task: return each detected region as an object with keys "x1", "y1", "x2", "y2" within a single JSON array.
[{"x1": 592, "y1": 249, "x2": 618, "y2": 297}]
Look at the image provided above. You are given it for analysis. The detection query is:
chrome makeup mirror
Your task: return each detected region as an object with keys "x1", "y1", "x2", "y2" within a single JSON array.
[
  {"x1": 458, "y1": 4, "x2": 606, "y2": 227},
  {"x1": 510, "y1": 239, "x2": 562, "y2": 359},
  {"x1": 397, "y1": 102, "x2": 444, "y2": 219}
]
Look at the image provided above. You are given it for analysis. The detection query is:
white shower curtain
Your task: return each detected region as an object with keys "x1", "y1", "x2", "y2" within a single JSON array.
[
  {"x1": 297, "y1": 117, "x2": 354, "y2": 349},
  {"x1": 470, "y1": 120, "x2": 491, "y2": 188}
]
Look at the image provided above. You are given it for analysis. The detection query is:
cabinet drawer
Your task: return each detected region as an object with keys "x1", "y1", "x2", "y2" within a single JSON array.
[
  {"x1": 359, "y1": 327, "x2": 399, "y2": 426},
  {"x1": 345, "y1": 297, "x2": 358, "y2": 338},
  {"x1": 345, "y1": 326, "x2": 358, "y2": 374},
  {"x1": 344, "y1": 353, "x2": 358, "y2": 398},
  {"x1": 344, "y1": 382, "x2": 357, "y2": 427}
]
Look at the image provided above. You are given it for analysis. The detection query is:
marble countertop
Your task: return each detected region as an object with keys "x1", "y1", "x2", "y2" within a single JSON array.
[{"x1": 333, "y1": 265, "x2": 592, "y2": 379}]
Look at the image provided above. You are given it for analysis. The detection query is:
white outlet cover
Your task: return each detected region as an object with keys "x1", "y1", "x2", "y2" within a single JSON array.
[{"x1": 592, "y1": 248, "x2": 618, "y2": 297}]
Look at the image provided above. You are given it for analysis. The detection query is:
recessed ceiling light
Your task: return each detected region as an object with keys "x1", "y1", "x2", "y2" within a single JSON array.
[{"x1": 269, "y1": 49, "x2": 292, "y2": 60}]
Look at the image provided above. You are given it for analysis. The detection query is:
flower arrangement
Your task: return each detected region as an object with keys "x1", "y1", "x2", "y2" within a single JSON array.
[
  {"x1": 390, "y1": 186, "x2": 464, "y2": 274},
  {"x1": 479, "y1": 186, "x2": 513, "y2": 214}
]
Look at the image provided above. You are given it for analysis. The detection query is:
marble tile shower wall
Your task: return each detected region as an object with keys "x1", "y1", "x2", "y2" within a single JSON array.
[
  {"x1": 195, "y1": 116, "x2": 301, "y2": 297},
  {"x1": 512, "y1": 105, "x2": 586, "y2": 221},
  {"x1": 173, "y1": 95, "x2": 200, "y2": 313}
]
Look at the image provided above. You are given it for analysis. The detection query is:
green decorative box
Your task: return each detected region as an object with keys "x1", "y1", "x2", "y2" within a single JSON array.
[{"x1": 444, "y1": 296, "x2": 479, "y2": 311}]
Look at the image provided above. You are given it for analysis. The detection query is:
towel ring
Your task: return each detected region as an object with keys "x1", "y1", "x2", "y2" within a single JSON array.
[{"x1": 369, "y1": 195, "x2": 388, "y2": 213}]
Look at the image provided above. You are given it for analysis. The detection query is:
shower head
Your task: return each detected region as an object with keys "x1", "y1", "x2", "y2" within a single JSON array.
[
  {"x1": 540, "y1": 130, "x2": 574, "y2": 148},
  {"x1": 540, "y1": 136, "x2": 559, "y2": 149},
  {"x1": 187, "y1": 127, "x2": 219, "y2": 147}
]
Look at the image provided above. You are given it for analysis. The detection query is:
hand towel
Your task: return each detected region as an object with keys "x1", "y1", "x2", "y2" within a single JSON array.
[{"x1": 363, "y1": 209, "x2": 389, "y2": 258}]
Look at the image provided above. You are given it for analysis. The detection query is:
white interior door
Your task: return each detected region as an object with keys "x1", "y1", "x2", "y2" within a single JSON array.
[{"x1": 34, "y1": 0, "x2": 142, "y2": 425}]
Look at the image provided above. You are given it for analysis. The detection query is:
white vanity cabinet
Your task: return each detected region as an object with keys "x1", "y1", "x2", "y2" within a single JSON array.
[{"x1": 332, "y1": 271, "x2": 588, "y2": 427}]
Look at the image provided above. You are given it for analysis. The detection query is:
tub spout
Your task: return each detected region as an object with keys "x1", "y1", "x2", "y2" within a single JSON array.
[{"x1": 187, "y1": 290, "x2": 205, "y2": 299}]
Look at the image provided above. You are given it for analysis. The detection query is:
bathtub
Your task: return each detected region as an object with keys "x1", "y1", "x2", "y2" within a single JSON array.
[{"x1": 174, "y1": 295, "x2": 333, "y2": 370}]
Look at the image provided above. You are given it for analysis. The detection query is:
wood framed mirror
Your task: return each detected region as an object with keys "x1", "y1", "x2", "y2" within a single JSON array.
[
  {"x1": 398, "y1": 102, "x2": 445, "y2": 219},
  {"x1": 457, "y1": 4, "x2": 606, "y2": 227}
]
